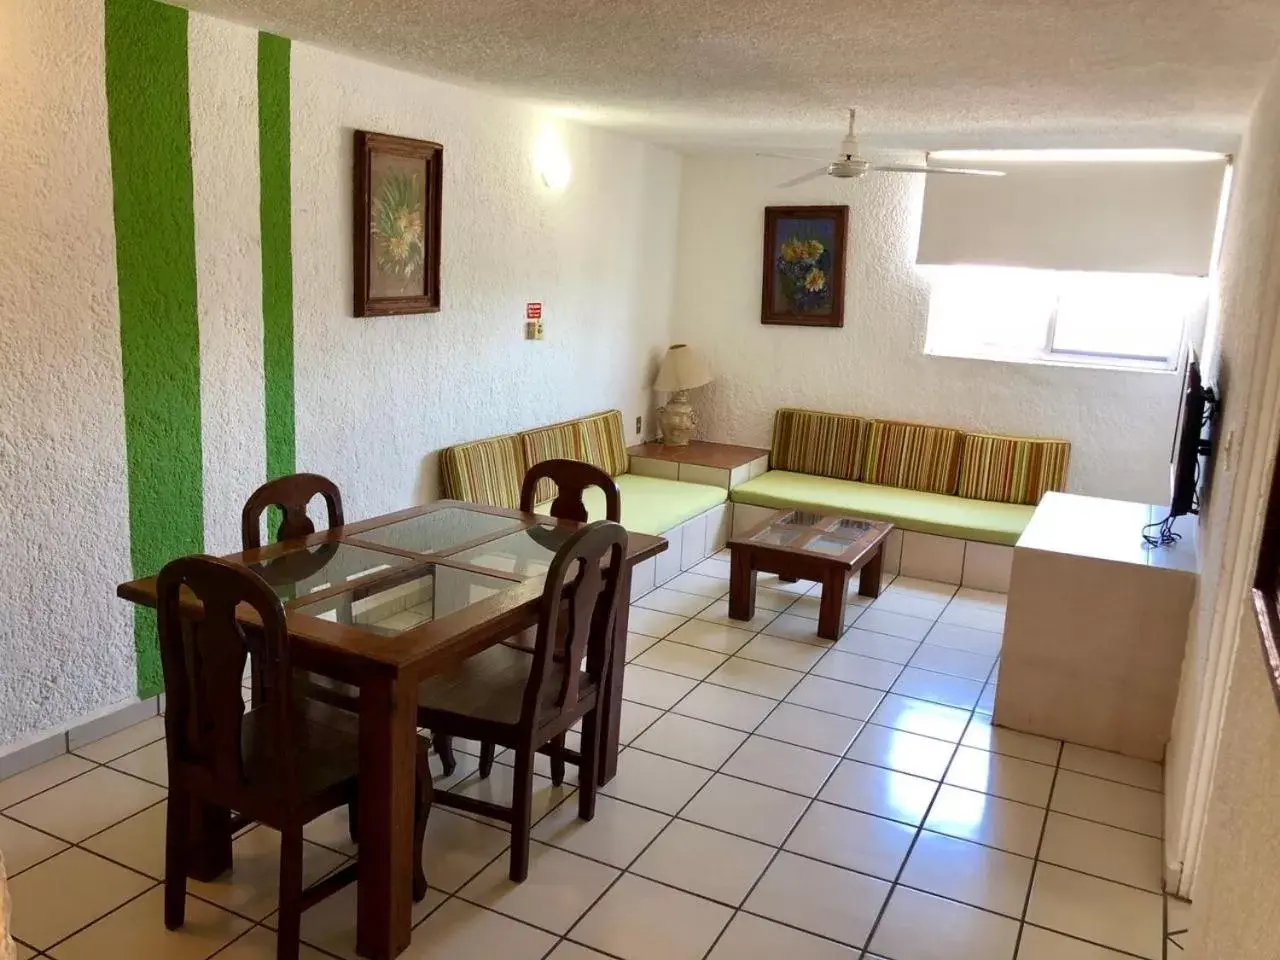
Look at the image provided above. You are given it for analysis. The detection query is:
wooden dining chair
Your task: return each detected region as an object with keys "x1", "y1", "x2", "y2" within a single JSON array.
[
  {"x1": 435, "y1": 458, "x2": 623, "y2": 782},
  {"x1": 417, "y1": 520, "x2": 628, "y2": 881},
  {"x1": 241, "y1": 473, "x2": 344, "y2": 550},
  {"x1": 157, "y1": 555, "x2": 431, "y2": 960}
]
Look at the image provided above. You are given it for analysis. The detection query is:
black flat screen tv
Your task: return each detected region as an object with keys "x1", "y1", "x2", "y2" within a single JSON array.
[{"x1": 1170, "y1": 347, "x2": 1210, "y2": 518}]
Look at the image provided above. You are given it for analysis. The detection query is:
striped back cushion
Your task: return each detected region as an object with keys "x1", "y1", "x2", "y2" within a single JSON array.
[
  {"x1": 520, "y1": 422, "x2": 584, "y2": 503},
  {"x1": 862, "y1": 420, "x2": 962, "y2": 495},
  {"x1": 440, "y1": 433, "x2": 525, "y2": 509},
  {"x1": 771, "y1": 408, "x2": 868, "y2": 481},
  {"x1": 576, "y1": 410, "x2": 630, "y2": 477},
  {"x1": 957, "y1": 434, "x2": 1071, "y2": 505}
]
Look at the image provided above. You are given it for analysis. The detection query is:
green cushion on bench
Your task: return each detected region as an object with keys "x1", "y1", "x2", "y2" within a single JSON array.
[
  {"x1": 731, "y1": 470, "x2": 1034, "y2": 546},
  {"x1": 538, "y1": 473, "x2": 727, "y2": 536}
]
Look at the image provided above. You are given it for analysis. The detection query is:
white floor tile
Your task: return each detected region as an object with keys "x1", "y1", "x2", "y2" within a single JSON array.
[
  {"x1": 291, "y1": 882, "x2": 446, "y2": 959},
  {"x1": 405, "y1": 898, "x2": 556, "y2": 960},
  {"x1": 872, "y1": 694, "x2": 971, "y2": 743},
  {"x1": 1027, "y1": 864, "x2": 1164, "y2": 959},
  {"x1": 548, "y1": 944, "x2": 614, "y2": 960},
  {"x1": 744, "y1": 851, "x2": 890, "y2": 949},
  {"x1": 871, "y1": 590, "x2": 948, "y2": 620},
  {"x1": 946, "y1": 746, "x2": 1055, "y2": 807},
  {"x1": 835, "y1": 628, "x2": 921, "y2": 664},
  {"x1": 632, "y1": 640, "x2": 728, "y2": 680},
  {"x1": 6, "y1": 766, "x2": 165, "y2": 843},
  {"x1": 784, "y1": 800, "x2": 915, "y2": 879},
  {"x1": 665, "y1": 618, "x2": 755, "y2": 655},
  {"x1": 0, "y1": 815, "x2": 68, "y2": 876},
  {"x1": 631, "y1": 712, "x2": 748, "y2": 768},
  {"x1": 692, "y1": 556, "x2": 732, "y2": 579},
  {"x1": 622, "y1": 665, "x2": 700, "y2": 709},
  {"x1": 531, "y1": 795, "x2": 670, "y2": 868},
  {"x1": 924, "y1": 621, "x2": 1003, "y2": 657},
  {"x1": 72, "y1": 716, "x2": 166, "y2": 764},
  {"x1": 601, "y1": 747, "x2": 712, "y2": 813},
  {"x1": 617, "y1": 700, "x2": 665, "y2": 744},
  {"x1": 845, "y1": 724, "x2": 955, "y2": 781},
  {"x1": 924, "y1": 785, "x2": 1047, "y2": 858},
  {"x1": 869, "y1": 886, "x2": 1018, "y2": 960},
  {"x1": 721, "y1": 735, "x2": 839, "y2": 797},
  {"x1": 451, "y1": 765, "x2": 575, "y2": 830},
  {"x1": 51, "y1": 886, "x2": 249, "y2": 960},
  {"x1": 812, "y1": 650, "x2": 904, "y2": 690},
  {"x1": 79, "y1": 800, "x2": 167, "y2": 879},
  {"x1": 707, "y1": 658, "x2": 804, "y2": 699},
  {"x1": 1059, "y1": 744, "x2": 1162, "y2": 792},
  {"x1": 631, "y1": 818, "x2": 774, "y2": 906},
  {"x1": 416, "y1": 808, "x2": 512, "y2": 892},
  {"x1": 900, "y1": 830, "x2": 1034, "y2": 917},
  {"x1": 666, "y1": 570, "x2": 731, "y2": 598},
  {"x1": 941, "y1": 602, "x2": 1007, "y2": 633},
  {"x1": 707, "y1": 911, "x2": 862, "y2": 960},
  {"x1": 784, "y1": 675, "x2": 884, "y2": 721},
  {"x1": 212, "y1": 925, "x2": 332, "y2": 959},
  {"x1": 571, "y1": 874, "x2": 732, "y2": 960},
  {"x1": 6, "y1": 848, "x2": 154, "y2": 950},
  {"x1": 626, "y1": 632, "x2": 661, "y2": 661},
  {"x1": 818, "y1": 759, "x2": 938, "y2": 826},
  {"x1": 1038, "y1": 812, "x2": 1163, "y2": 891},
  {"x1": 457, "y1": 841, "x2": 618, "y2": 934},
  {"x1": 908, "y1": 644, "x2": 996, "y2": 682},
  {"x1": 695, "y1": 599, "x2": 777, "y2": 633},
  {"x1": 672, "y1": 682, "x2": 777, "y2": 731},
  {"x1": 1016, "y1": 925, "x2": 1135, "y2": 959},
  {"x1": 892, "y1": 667, "x2": 984, "y2": 710},
  {"x1": 627, "y1": 607, "x2": 687, "y2": 639},
  {"x1": 635, "y1": 588, "x2": 714, "y2": 618},
  {"x1": 961, "y1": 717, "x2": 1061, "y2": 766},
  {"x1": 0, "y1": 754, "x2": 96, "y2": 812},
  {"x1": 761, "y1": 613, "x2": 830, "y2": 643},
  {"x1": 1050, "y1": 772, "x2": 1162, "y2": 837},
  {"x1": 755, "y1": 703, "x2": 863, "y2": 755},
  {"x1": 107, "y1": 740, "x2": 169, "y2": 787},
  {"x1": 680, "y1": 774, "x2": 808, "y2": 845},
  {"x1": 736, "y1": 635, "x2": 827, "y2": 672},
  {"x1": 853, "y1": 608, "x2": 934, "y2": 642}
]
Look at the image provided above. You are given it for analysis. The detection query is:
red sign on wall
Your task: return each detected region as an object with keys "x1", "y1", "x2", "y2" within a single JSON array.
[{"x1": 526, "y1": 302, "x2": 542, "y2": 320}]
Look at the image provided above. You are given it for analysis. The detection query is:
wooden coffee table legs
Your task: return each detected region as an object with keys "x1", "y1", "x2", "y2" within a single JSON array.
[
  {"x1": 858, "y1": 545, "x2": 885, "y2": 599},
  {"x1": 818, "y1": 568, "x2": 851, "y2": 640},
  {"x1": 728, "y1": 550, "x2": 757, "y2": 622}
]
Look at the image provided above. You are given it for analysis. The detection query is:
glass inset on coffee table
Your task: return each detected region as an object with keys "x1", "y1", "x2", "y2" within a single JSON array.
[{"x1": 727, "y1": 509, "x2": 893, "y2": 640}]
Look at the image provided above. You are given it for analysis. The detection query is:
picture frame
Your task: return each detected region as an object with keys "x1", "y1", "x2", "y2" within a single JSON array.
[
  {"x1": 1252, "y1": 439, "x2": 1280, "y2": 708},
  {"x1": 761, "y1": 205, "x2": 849, "y2": 328},
  {"x1": 353, "y1": 130, "x2": 443, "y2": 317}
]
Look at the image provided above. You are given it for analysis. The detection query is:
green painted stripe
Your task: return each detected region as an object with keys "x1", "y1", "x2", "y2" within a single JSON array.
[
  {"x1": 259, "y1": 33, "x2": 296, "y2": 484},
  {"x1": 105, "y1": 0, "x2": 203, "y2": 697}
]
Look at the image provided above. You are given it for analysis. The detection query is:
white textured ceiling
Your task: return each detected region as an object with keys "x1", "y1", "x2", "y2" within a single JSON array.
[{"x1": 180, "y1": 0, "x2": 1280, "y2": 150}]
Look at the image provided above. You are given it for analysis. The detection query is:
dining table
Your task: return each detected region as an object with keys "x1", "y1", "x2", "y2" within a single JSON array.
[{"x1": 116, "y1": 498, "x2": 667, "y2": 959}]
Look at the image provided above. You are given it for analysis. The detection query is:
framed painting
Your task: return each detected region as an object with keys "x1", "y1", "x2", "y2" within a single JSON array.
[
  {"x1": 353, "y1": 130, "x2": 442, "y2": 317},
  {"x1": 761, "y1": 205, "x2": 849, "y2": 328},
  {"x1": 1253, "y1": 437, "x2": 1280, "y2": 708}
]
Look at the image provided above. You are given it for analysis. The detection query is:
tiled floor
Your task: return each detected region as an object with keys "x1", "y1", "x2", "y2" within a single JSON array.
[{"x1": 0, "y1": 558, "x2": 1188, "y2": 959}]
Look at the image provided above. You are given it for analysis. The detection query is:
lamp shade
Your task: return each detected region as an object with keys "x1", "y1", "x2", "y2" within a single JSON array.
[{"x1": 653, "y1": 344, "x2": 712, "y2": 393}]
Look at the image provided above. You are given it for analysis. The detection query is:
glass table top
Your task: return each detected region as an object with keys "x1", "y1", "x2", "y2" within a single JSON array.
[
  {"x1": 448, "y1": 524, "x2": 578, "y2": 581},
  {"x1": 294, "y1": 563, "x2": 516, "y2": 637},
  {"x1": 245, "y1": 541, "x2": 408, "y2": 600},
  {"x1": 353, "y1": 507, "x2": 524, "y2": 555},
  {"x1": 749, "y1": 526, "x2": 809, "y2": 547}
]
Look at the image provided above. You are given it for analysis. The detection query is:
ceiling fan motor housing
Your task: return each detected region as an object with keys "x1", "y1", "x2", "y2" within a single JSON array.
[{"x1": 828, "y1": 157, "x2": 870, "y2": 179}]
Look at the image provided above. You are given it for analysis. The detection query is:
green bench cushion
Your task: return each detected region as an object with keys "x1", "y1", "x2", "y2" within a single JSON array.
[
  {"x1": 731, "y1": 470, "x2": 1034, "y2": 546},
  {"x1": 538, "y1": 473, "x2": 727, "y2": 536}
]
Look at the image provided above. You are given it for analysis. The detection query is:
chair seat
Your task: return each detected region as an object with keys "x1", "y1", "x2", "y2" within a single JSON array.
[
  {"x1": 239, "y1": 702, "x2": 360, "y2": 801},
  {"x1": 419, "y1": 645, "x2": 595, "y2": 726}
]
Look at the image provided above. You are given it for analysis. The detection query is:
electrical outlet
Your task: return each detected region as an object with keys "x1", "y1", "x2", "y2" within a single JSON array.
[{"x1": 635, "y1": 416, "x2": 643, "y2": 436}]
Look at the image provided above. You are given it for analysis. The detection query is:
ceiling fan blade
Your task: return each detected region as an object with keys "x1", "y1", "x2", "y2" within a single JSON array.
[
  {"x1": 777, "y1": 166, "x2": 830, "y2": 188},
  {"x1": 756, "y1": 151, "x2": 834, "y2": 163},
  {"x1": 870, "y1": 163, "x2": 1005, "y2": 177}
]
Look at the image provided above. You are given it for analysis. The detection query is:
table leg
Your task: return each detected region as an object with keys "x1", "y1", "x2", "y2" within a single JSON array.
[
  {"x1": 859, "y1": 545, "x2": 886, "y2": 599},
  {"x1": 818, "y1": 569, "x2": 851, "y2": 641},
  {"x1": 728, "y1": 551, "x2": 757, "y2": 622},
  {"x1": 598, "y1": 563, "x2": 633, "y2": 785},
  {"x1": 356, "y1": 672, "x2": 416, "y2": 960},
  {"x1": 185, "y1": 799, "x2": 232, "y2": 882}
]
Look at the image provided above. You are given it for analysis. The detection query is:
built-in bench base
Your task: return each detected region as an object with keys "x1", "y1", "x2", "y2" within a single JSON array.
[
  {"x1": 629, "y1": 501, "x2": 731, "y2": 599},
  {"x1": 729, "y1": 502, "x2": 1014, "y2": 593}
]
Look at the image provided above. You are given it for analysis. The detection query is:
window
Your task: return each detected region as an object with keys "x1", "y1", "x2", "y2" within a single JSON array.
[{"x1": 922, "y1": 265, "x2": 1206, "y2": 370}]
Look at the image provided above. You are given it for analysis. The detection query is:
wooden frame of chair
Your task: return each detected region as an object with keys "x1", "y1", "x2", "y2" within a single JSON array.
[
  {"x1": 417, "y1": 521, "x2": 628, "y2": 881},
  {"x1": 157, "y1": 555, "x2": 431, "y2": 960}
]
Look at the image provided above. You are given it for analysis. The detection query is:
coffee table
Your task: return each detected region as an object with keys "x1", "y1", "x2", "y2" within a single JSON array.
[{"x1": 728, "y1": 509, "x2": 894, "y2": 640}]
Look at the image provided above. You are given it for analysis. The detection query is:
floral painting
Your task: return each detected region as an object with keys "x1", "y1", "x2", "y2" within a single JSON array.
[
  {"x1": 354, "y1": 131, "x2": 442, "y2": 316},
  {"x1": 761, "y1": 206, "x2": 849, "y2": 327}
]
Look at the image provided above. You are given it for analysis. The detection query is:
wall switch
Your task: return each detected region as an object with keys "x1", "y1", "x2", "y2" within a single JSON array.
[{"x1": 635, "y1": 416, "x2": 642, "y2": 436}]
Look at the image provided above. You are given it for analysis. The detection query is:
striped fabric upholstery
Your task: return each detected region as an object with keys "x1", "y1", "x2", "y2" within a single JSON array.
[
  {"x1": 862, "y1": 420, "x2": 962, "y2": 495},
  {"x1": 957, "y1": 433, "x2": 1071, "y2": 505},
  {"x1": 771, "y1": 408, "x2": 867, "y2": 481},
  {"x1": 521, "y1": 422, "x2": 584, "y2": 503},
  {"x1": 439, "y1": 433, "x2": 525, "y2": 509},
  {"x1": 576, "y1": 410, "x2": 630, "y2": 477}
]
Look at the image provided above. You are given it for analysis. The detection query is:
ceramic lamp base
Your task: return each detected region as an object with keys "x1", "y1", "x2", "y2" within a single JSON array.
[{"x1": 658, "y1": 390, "x2": 696, "y2": 446}]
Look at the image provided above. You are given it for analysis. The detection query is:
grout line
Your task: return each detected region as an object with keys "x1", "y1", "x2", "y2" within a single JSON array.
[{"x1": 1011, "y1": 737, "x2": 1064, "y2": 958}]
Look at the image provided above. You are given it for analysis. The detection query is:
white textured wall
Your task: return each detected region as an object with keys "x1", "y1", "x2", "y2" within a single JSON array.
[
  {"x1": 0, "y1": 0, "x2": 135, "y2": 743},
  {"x1": 289, "y1": 44, "x2": 682, "y2": 520},
  {"x1": 671, "y1": 156, "x2": 1184, "y2": 503}
]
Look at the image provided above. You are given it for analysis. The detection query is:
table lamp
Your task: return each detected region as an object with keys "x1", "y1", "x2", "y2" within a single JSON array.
[{"x1": 653, "y1": 344, "x2": 712, "y2": 446}]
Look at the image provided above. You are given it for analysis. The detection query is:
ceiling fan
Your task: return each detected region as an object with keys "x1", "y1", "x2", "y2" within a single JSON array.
[{"x1": 762, "y1": 109, "x2": 1005, "y2": 188}]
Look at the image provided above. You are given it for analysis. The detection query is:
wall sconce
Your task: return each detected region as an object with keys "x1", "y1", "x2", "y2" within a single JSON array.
[{"x1": 535, "y1": 130, "x2": 572, "y2": 190}]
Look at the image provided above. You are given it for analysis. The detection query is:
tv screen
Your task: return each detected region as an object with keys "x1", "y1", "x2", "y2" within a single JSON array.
[{"x1": 1170, "y1": 348, "x2": 1205, "y2": 517}]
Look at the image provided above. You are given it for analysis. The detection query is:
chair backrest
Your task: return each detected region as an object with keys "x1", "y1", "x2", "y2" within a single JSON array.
[
  {"x1": 157, "y1": 555, "x2": 299, "y2": 806},
  {"x1": 519, "y1": 459, "x2": 621, "y2": 523},
  {"x1": 241, "y1": 473, "x2": 344, "y2": 549},
  {"x1": 522, "y1": 521, "x2": 627, "y2": 727}
]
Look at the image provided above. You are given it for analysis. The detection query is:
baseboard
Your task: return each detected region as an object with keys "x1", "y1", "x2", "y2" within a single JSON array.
[{"x1": 0, "y1": 695, "x2": 161, "y2": 781}]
